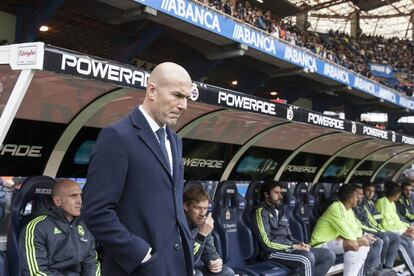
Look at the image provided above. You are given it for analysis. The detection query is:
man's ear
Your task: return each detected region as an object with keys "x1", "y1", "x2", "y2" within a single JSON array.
[
  {"x1": 53, "y1": 196, "x2": 61, "y2": 207},
  {"x1": 183, "y1": 203, "x2": 189, "y2": 212},
  {"x1": 147, "y1": 83, "x2": 156, "y2": 100}
]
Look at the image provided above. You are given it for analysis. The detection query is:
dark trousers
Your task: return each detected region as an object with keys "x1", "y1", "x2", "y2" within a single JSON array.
[
  {"x1": 376, "y1": 231, "x2": 400, "y2": 268},
  {"x1": 268, "y1": 248, "x2": 335, "y2": 276},
  {"x1": 399, "y1": 234, "x2": 414, "y2": 274},
  {"x1": 364, "y1": 238, "x2": 383, "y2": 275}
]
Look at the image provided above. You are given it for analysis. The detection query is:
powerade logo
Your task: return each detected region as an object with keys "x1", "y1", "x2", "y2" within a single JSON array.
[
  {"x1": 402, "y1": 136, "x2": 414, "y2": 145},
  {"x1": 362, "y1": 126, "x2": 388, "y2": 139},
  {"x1": 307, "y1": 113, "x2": 344, "y2": 130},
  {"x1": 0, "y1": 144, "x2": 42, "y2": 157},
  {"x1": 232, "y1": 24, "x2": 276, "y2": 54},
  {"x1": 285, "y1": 165, "x2": 318, "y2": 174},
  {"x1": 61, "y1": 54, "x2": 150, "y2": 88},
  {"x1": 182, "y1": 158, "x2": 224, "y2": 168},
  {"x1": 218, "y1": 91, "x2": 276, "y2": 115},
  {"x1": 161, "y1": 0, "x2": 221, "y2": 32},
  {"x1": 284, "y1": 46, "x2": 316, "y2": 73}
]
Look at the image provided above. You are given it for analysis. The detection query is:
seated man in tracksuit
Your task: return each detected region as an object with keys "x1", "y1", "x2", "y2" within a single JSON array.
[
  {"x1": 183, "y1": 185, "x2": 235, "y2": 276},
  {"x1": 252, "y1": 181, "x2": 335, "y2": 276},
  {"x1": 311, "y1": 184, "x2": 371, "y2": 276},
  {"x1": 395, "y1": 180, "x2": 414, "y2": 223},
  {"x1": 19, "y1": 179, "x2": 100, "y2": 276},
  {"x1": 353, "y1": 183, "x2": 400, "y2": 271},
  {"x1": 375, "y1": 180, "x2": 414, "y2": 274}
]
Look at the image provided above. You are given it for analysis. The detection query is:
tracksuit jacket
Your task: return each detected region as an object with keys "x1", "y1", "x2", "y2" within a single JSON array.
[
  {"x1": 19, "y1": 201, "x2": 100, "y2": 276},
  {"x1": 353, "y1": 202, "x2": 383, "y2": 234},
  {"x1": 187, "y1": 219, "x2": 220, "y2": 264},
  {"x1": 252, "y1": 201, "x2": 300, "y2": 254},
  {"x1": 310, "y1": 201, "x2": 363, "y2": 246},
  {"x1": 376, "y1": 196, "x2": 409, "y2": 233},
  {"x1": 396, "y1": 196, "x2": 414, "y2": 223}
]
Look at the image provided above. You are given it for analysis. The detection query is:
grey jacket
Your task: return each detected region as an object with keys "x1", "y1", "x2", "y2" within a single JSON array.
[
  {"x1": 18, "y1": 201, "x2": 100, "y2": 276},
  {"x1": 188, "y1": 218, "x2": 220, "y2": 265}
]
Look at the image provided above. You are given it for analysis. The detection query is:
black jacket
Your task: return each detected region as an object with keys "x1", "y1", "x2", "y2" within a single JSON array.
[
  {"x1": 396, "y1": 196, "x2": 414, "y2": 223},
  {"x1": 187, "y1": 218, "x2": 220, "y2": 265},
  {"x1": 252, "y1": 202, "x2": 299, "y2": 255},
  {"x1": 19, "y1": 201, "x2": 100, "y2": 276}
]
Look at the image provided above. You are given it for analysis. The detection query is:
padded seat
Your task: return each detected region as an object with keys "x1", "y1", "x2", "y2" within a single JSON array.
[
  {"x1": 213, "y1": 181, "x2": 288, "y2": 276},
  {"x1": 293, "y1": 183, "x2": 316, "y2": 243},
  {"x1": 6, "y1": 175, "x2": 55, "y2": 276}
]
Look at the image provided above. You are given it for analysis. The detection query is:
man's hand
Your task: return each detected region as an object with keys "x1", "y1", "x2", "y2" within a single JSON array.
[
  {"x1": 292, "y1": 243, "x2": 310, "y2": 251},
  {"x1": 199, "y1": 213, "x2": 214, "y2": 237},
  {"x1": 208, "y1": 259, "x2": 223, "y2": 273},
  {"x1": 366, "y1": 234, "x2": 377, "y2": 243},
  {"x1": 357, "y1": 236, "x2": 370, "y2": 247}
]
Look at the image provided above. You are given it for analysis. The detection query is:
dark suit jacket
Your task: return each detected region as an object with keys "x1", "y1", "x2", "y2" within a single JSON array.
[{"x1": 83, "y1": 107, "x2": 194, "y2": 276}]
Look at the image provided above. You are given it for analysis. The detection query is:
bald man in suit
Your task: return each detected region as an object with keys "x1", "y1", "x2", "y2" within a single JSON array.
[{"x1": 83, "y1": 62, "x2": 194, "y2": 275}]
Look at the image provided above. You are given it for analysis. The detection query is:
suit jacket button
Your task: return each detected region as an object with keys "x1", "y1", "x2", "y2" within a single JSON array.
[{"x1": 174, "y1": 243, "x2": 180, "y2": 250}]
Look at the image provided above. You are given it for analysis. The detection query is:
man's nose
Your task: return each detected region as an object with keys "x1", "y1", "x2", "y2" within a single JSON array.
[{"x1": 178, "y1": 98, "x2": 187, "y2": 110}]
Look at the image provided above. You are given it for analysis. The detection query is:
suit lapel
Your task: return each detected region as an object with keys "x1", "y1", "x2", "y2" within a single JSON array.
[
  {"x1": 167, "y1": 127, "x2": 179, "y2": 184},
  {"x1": 129, "y1": 108, "x2": 172, "y2": 179}
]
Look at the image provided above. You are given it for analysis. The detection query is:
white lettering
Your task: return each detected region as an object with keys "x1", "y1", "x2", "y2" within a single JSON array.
[
  {"x1": 362, "y1": 126, "x2": 388, "y2": 139},
  {"x1": 182, "y1": 158, "x2": 224, "y2": 169},
  {"x1": 232, "y1": 24, "x2": 276, "y2": 54},
  {"x1": 323, "y1": 63, "x2": 350, "y2": 84},
  {"x1": 218, "y1": 91, "x2": 276, "y2": 115},
  {"x1": 61, "y1": 54, "x2": 150, "y2": 88},
  {"x1": 164, "y1": 0, "x2": 221, "y2": 32},
  {"x1": 402, "y1": 136, "x2": 414, "y2": 145},
  {"x1": 354, "y1": 77, "x2": 376, "y2": 95},
  {"x1": 284, "y1": 46, "x2": 317, "y2": 72},
  {"x1": 308, "y1": 113, "x2": 344, "y2": 130},
  {"x1": 285, "y1": 165, "x2": 318, "y2": 173},
  {"x1": 0, "y1": 144, "x2": 42, "y2": 157}
]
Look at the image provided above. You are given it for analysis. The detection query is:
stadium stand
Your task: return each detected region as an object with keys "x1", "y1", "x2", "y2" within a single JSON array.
[{"x1": 197, "y1": 0, "x2": 414, "y2": 96}]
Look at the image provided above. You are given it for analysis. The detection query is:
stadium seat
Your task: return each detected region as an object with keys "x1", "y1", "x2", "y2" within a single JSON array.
[
  {"x1": 6, "y1": 175, "x2": 55, "y2": 276},
  {"x1": 293, "y1": 183, "x2": 316, "y2": 243},
  {"x1": 280, "y1": 182, "x2": 304, "y2": 242},
  {"x1": 311, "y1": 183, "x2": 332, "y2": 219},
  {"x1": 213, "y1": 181, "x2": 288, "y2": 276}
]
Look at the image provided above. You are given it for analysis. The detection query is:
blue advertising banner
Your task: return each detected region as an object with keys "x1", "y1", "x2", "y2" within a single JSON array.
[
  {"x1": 369, "y1": 63, "x2": 395, "y2": 78},
  {"x1": 134, "y1": 0, "x2": 414, "y2": 111}
]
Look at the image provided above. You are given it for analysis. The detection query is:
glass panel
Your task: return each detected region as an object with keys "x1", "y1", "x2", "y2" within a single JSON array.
[
  {"x1": 0, "y1": 65, "x2": 20, "y2": 117},
  {"x1": 338, "y1": 140, "x2": 393, "y2": 159},
  {"x1": 16, "y1": 71, "x2": 117, "y2": 123},
  {"x1": 182, "y1": 110, "x2": 283, "y2": 145},
  {"x1": 255, "y1": 123, "x2": 333, "y2": 150},
  {"x1": 302, "y1": 133, "x2": 365, "y2": 155}
]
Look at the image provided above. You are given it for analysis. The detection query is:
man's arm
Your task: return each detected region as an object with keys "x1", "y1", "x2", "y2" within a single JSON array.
[
  {"x1": 252, "y1": 207, "x2": 293, "y2": 252},
  {"x1": 82, "y1": 127, "x2": 151, "y2": 274},
  {"x1": 201, "y1": 234, "x2": 221, "y2": 264},
  {"x1": 81, "y1": 234, "x2": 101, "y2": 276},
  {"x1": 18, "y1": 216, "x2": 58, "y2": 275}
]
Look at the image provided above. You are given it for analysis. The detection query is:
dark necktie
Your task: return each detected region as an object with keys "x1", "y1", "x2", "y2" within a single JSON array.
[{"x1": 156, "y1": 128, "x2": 171, "y2": 173}]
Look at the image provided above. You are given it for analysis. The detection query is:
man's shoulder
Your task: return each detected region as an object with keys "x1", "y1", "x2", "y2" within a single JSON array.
[{"x1": 23, "y1": 215, "x2": 51, "y2": 234}]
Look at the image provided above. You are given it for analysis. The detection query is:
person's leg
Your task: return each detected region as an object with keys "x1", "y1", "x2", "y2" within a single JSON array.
[
  {"x1": 310, "y1": 247, "x2": 336, "y2": 276},
  {"x1": 342, "y1": 246, "x2": 370, "y2": 276},
  {"x1": 268, "y1": 250, "x2": 315, "y2": 276},
  {"x1": 364, "y1": 238, "x2": 383, "y2": 275},
  {"x1": 194, "y1": 268, "x2": 204, "y2": 276},
  {"x1": 382, "y1": 231, "x2": 400, "y2": 268},
  {"x1": 398, "y1": 235, "x2": 414, "y2": 274}
]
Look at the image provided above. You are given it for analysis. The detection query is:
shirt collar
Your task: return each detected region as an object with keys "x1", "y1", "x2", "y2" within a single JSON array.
[{"x1": 139, "y1": 105, "x2": 166, "y2": 133}]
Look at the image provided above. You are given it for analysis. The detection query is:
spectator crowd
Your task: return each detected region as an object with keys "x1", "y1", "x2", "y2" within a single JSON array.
[{"x1": 196, "y1": 0, "x2": 414, "y2": 97}]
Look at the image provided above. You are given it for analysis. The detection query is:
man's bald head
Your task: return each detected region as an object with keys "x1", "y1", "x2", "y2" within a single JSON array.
[
  {"x1": 52, "y1": 179, "x2": 79, "y2": 197},
  {"x1": 143, "y1": 62, "x2": 192, "y2": 127},
  {"x1": 147, "y1": 62, "x2": 191, "y2": 91},
  {"x1": 52, "y1": 179, "x2": 82, "y2": 221}
]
